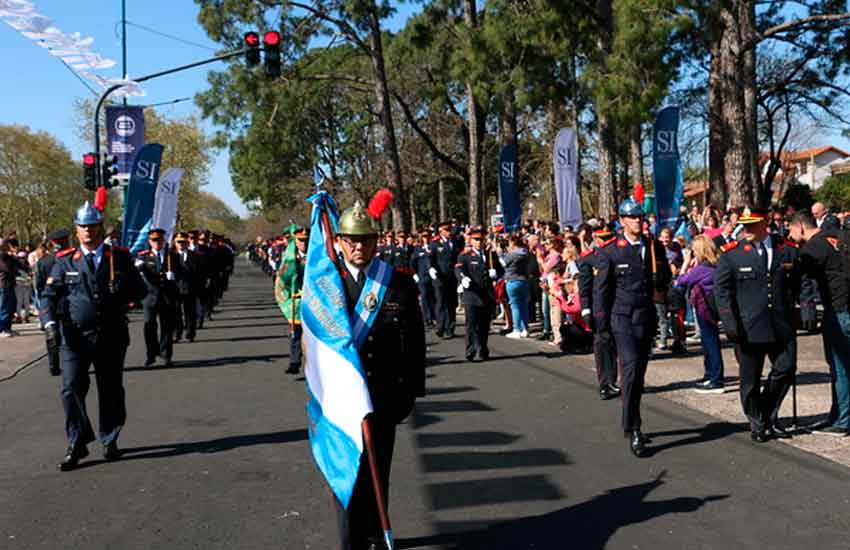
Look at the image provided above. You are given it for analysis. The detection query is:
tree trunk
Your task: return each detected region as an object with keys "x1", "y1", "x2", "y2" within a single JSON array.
[
  {"x1": 438, "y1": 178, "x2": 446, "y2": 222},
  {"x1": 707, "y1": 28, "x2": 727, "y2": 208},
  {"x1": 367, "y1": 7, "x2": 409, "y2": 230},
  {"x1": 629, "y1": 123, "x2": 644, "y2": 186},
  {"x1": 596, "y1": 0, "x2": 617, "y2": 219},
  {"x1": 464, "y1": 0, "x2": 483, "y2": 227}
]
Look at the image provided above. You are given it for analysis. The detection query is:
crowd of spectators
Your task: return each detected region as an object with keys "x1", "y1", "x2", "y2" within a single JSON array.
[{"x1": 0, "y1": 232, "x2": 52, "y2": 337}]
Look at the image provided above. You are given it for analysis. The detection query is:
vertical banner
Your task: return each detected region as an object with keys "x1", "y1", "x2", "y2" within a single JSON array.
[
  {"x1": 122, "y1": 143, "x2": 164, "y2": 254},
  {"x1": 554, "y1": 128, "x2": 581, "y2": 228},
  {"x1": 150, "y1": 168, "x2": 184, "y2": 243},
  {"x1": 105, "y1": 105, "x2": 145, "y2": 178},
  {"x1": 652, "y1": 106, "x2": 684, "y2": 228},
  {"x1": 498, "y1": 143, "x2": 521, "y2": 232}
]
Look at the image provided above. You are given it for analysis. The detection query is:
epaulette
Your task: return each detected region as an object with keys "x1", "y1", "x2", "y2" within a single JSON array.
[
  {"x1": 721, "y1": 240, "x2": 739, "y2": 252},
  {"x1": 616, "y1": 239, "x2": 628, "y2": 248},
  {"x1": 580, "y1": 249, "x2": 594, "y2": 258},
  {"x1": 394, "y1": 266, "x2": 415, "y2": 276},
  {"x1": 600, "y1": 237, "x2": 617, "y2": 248},
  {"x1": 431, "y1": 236, "x2": 439, "y2": 242},
  {"x1": 56, "y1": 248, "x2": 76, "y2": 258},
  {"x1": 783, "y1": 239, "x2": 798, "y2": 249}
]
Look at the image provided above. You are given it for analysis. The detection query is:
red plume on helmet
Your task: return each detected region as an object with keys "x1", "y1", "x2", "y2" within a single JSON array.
[
  {"x1": 367, "y1": 188, "x2": 394, "y2": 220},
  {"x1": 633, "y1": 182, "x2": 645, "y2": 205},
  {"x1": 94, "y1": 186, "x2": 108, "y2": 212}
]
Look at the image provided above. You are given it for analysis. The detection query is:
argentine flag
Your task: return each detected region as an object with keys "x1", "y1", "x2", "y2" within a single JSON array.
[{"x1": 301, "y1": 191, "x2": 373, "y2": 509}]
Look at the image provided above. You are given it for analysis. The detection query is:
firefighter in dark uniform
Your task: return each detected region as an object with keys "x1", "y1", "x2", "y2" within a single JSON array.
[
  {"x1": 34, "y1": 229, "x2": 71, "y2": 376},
  {"x1": 276, "y1": 227, "x2": 308, "y2": 375},
  {"x1": 593, "y1": 199, "x2": 672, "y2": 457},
  {"x1": 39, "y1": 202, "x2": 147, "y2": 470},
  {"x1": 334, "y1": 200, "x2": 426, "y2": 550},
  {"x1": 455, "y1": 229, "x2": 501, "y2": 361},
  {"x1": 389, "y1": 230, "x2": 412, "y2": 269},
  {"x1": 376, "y1": 231, "x2": 395, "y2": 263},
  {"x1": 188, "y1": 230, "x2": 211, "y2": 328},
  {"x1": 172, "y1": 232, "x2": 198, "y2": 343},
  {"x1": 136, "y1": 228, "x2": 185, "y2": 367},
  {"x1": 410, "y1": 231, "x2": 435, "y2": 327},
  {"x1": 429, "y1": 221, "x2": 459, "y2": 338},
  {"x1": 714, "y1": 206, "x2": 800, "y2": 443},
  {"x1": 578, "y1": 227, "x2": 621, "y2": 400}
]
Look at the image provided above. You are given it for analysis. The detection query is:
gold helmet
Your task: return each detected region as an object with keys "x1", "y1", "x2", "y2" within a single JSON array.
[{"x1": 338, "y1": 200, "x2": 378, "y2": 236}]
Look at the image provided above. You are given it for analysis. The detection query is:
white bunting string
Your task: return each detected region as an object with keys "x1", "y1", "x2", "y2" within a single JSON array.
[{"x1": 0, "y1": 0, "x2": 144, "y2": 96}]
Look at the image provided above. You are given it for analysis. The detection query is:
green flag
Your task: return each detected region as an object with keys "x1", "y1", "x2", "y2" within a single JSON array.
[{"x1": 275, "y1": 237, "x2": 300, "y2": 323}]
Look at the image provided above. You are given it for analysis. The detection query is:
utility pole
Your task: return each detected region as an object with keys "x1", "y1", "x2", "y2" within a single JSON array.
[{"x1": 121, "y1": 0, "x2": 129, "y2": 210}]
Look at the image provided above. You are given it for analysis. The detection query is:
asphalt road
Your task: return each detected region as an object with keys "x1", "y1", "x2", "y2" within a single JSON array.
[{"x1": 2, "y1": 262, "x2": 849, "y2": 550}]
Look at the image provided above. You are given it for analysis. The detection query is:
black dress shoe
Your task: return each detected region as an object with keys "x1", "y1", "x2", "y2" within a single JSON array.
[
  {"x1": 465, "y1": 354, "x2": 476, "y2": 362},
  {"x1": 599, "y1": 387, "x2": 615, "y2": 400},
  {"x1": 59, "y1": 445, "x2": 89, "y2": 471},
  {"x1": 435, "y1": 331, "x2": 444, "y2": 338},
  {"x1": 537, "y1": 332, "x2": 552, "y2": 341},
  {"x1": 49, "y1": 368, "x2": 61, "y2": 376},
  {"x1": 610, "y1": 383, "x2": 621, "y2": 393},
  {"x1": 479, "y1": 353, "x2": 490, "y2": 361},
  {"x1": 285, "y1": 365, "x2": 300, "y2": 375},
  {"x1": 751, "y1": 430, "x2": 770, "y2": 443},
  {"x1": 629, "y1": 430, "x2": 647, "y2": 457},
  {"x1": 163, "y1": 359, "x2": 174, "y2": 368},
  {"x1": 103, "y1": 442, "x2": 123, "y2": 461},
  {"x1": 144, "y1": 357, "x2": 156, "y2": 367},
  {"x1": 767, "y1": 425, "x2": 792, "y2": 439}
]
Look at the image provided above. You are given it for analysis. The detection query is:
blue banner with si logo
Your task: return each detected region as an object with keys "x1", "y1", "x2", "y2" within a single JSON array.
[
  {"x1": 122, "y1": 143, "x2": 164, "y2": 253},
  {"x1": 499, "y1": 143, "x2": 521, "y2": 232},
  {"x1": 106, "y1": 105, "x2": 145, "y2": 177},
  {"x1": 652, "y1": 106, "x2": 684, "y2": 229}
]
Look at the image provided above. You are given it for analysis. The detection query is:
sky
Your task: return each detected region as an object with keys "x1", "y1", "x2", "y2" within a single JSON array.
[{"x1": 0, "y1": 0, "x2": 419, "y2": 218}]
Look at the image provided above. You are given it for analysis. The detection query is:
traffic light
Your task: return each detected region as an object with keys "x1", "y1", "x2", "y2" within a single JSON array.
[
  {"x1": 83, "y1": 153, "x2": 98, "y2": 190},
  {"x1": 244, "y1": 32, "x2": 260, "y2": 67},
  {"x1": 263, "y1": 31, "x2": 281, "y2": 79},
  {"x1": 102, "y1": 155, "x2": 119, "y2": 188}
]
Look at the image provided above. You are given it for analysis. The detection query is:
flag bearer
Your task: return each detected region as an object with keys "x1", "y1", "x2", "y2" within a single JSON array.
[{"x1": 275, "y1": 227, "x2": 308, "y2": 374}]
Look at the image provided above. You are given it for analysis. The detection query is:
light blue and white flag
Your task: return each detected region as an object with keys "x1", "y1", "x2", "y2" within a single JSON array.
[{"x1": 301, "y1": 191, "x2": 373, "y2": 509}]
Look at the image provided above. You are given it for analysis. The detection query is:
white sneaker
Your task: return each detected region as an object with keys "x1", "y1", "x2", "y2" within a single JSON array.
[
  {"x1": 520, "y1": 330, "x2": 529, "y2": 338},
  {"x1": 0, "y1": 331, "x2": 12, "y2": 338},
  {"x1": 506, "y1": 331, "x2": 522, "y2": 339}
]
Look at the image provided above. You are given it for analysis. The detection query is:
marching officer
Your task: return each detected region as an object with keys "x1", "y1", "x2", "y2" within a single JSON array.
[
  {"x1": 334, "y1": 200, "x2": 426, "y2": 550},
  {"x1": 455, "y1": 229, "x2": 501, "y2": 361},
  {"x1": 188, "y1": 230, "x2": 212, "y2": 328},
  {"x1": 578, "y1": 227, "x2": 621, "y2": 400},
  {"x1": 39, "y1": 201, "x2": 147, "y2": 470},
  {"x1": 410, "y1": 231, "x2": 436, "y2": 328},
  {"x1": 136, "y1": 228, "x2": 185, "y2": 367},
  {"x1": 173, "y1": 232, "x2": 198, "y2": 343},
  {"x1": 594, "y1": 199, "x2": 671, "y2": 457},
  {"x1": 714, "y1": 206, "x2": 800, "y2": 442},
  {"x1": 275, "y1": 227, "x2": 308, "y2": 375},
  {"x1": 429, "y1": 221, "x2": 459, "y2": 338},
  {"x1": 389, "y1": 230, "x2": 412, "y2": 269},
  {"x1": 34, "y1": 228, "x2": 71, "y2": 376}
]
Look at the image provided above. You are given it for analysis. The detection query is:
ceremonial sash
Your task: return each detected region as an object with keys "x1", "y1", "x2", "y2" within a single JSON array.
[{"x1": 350, "y1": 259, "x2": 393, "y2": 350}]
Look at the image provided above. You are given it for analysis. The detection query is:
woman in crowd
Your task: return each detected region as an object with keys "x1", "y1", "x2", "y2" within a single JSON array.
[
  {"x1": 557, "y1": 278, "x2": 593, "y2": 354},
  {"x1": 541, "y1": 237, "x2": 564, "y2": 347},
  {"x1": 676, "y1": 235, "x2": 724, "y2": 393},
  {"x1": 503, "y1": 234, "x2": 531, "y2": 339}
]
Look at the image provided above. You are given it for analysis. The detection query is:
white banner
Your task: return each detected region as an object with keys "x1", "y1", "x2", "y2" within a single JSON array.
[
  {"x1": 554, "y1": 128, "x2": 581, "y2": 228},
  {"x1": 150, "y1": 168, "x2": 184, "y2": 243}
]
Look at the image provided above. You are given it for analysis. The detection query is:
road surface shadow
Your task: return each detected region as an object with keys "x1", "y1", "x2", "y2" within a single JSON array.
[
  {"x1": 118, "y1": 429, "x2": 309, "y2": 460},
  {"x1": 398, "y1": 472, "x2": 728, "y2": 549},
  {"x1": 643, "y1": 422, "x2": 748, "y2": 457},
  {"x1": 124, "y1": 354, "x2": 288, "y2": 372}
]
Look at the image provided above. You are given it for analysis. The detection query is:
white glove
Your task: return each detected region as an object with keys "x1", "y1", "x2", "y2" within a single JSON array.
[
  {"x1": 461, "y1": 276, "x2": 471, "y2": 289},
  {"x1": 134, "y1": 259, "x2": 144, "y2": 268},
  {"x1": 428, "y1": 267, "x2": 438, "y2": 280},
  {"x1": 413, "y1": 274, "x2": 420, "y2": 283},
  {"x1": 166, "y1": 271, "x2": 176, "y2": 281},
  {"x1": 456, "y1": 284, "x2": 464, "y2": 293},
  {"x1": 581, "y1": 308, "x2": 591, "y2": 317},
  {"x1": 488, "y1": 268, "x2": 497, "y2": 278}
]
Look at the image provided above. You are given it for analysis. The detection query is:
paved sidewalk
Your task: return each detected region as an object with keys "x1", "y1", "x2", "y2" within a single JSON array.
[
  {"x1": 0, "y1": 322, "x2": 46, "y2": 380},
  {"x1": 485, "y1": 312, "x2": 850, "y2": 468}
]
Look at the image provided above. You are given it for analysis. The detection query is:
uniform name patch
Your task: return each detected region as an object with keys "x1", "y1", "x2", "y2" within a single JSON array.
[{"x1": 738, "y1": 267, "x2": 753, "y2": 272}]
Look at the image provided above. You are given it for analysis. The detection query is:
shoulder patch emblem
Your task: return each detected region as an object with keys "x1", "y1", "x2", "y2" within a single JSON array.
[
  {"x1": 721, "y1": 241, "x2": 739, "y2": 252},
  {"x1": 600, "y1": 237, "x2": 617, "y2": 248},
  {"x1": 743, "y1": 244, "x2": 752, "y2": 252},
  {"x1": 826, "y1": 237, "x2": 840, "y2": 250},
  {"x1": 73, "y1": 251, "x2": 81, "y2": 261},
  {"x1": 617, "y1": 239, "x2": 627, "y2": 248},
  {"x1": 580, "y1": 249, "x2": 594, "y2": 258},
  {"x1": 56, "y1": 248, "x2": 76, "y2": 258}
]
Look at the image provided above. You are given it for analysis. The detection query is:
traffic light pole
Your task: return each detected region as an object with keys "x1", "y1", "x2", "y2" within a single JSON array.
[{"x1": 93, "y1": 48, "x2": 248, "y2": 186}]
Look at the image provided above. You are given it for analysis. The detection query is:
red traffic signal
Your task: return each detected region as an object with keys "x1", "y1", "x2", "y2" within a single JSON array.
[
  {"x1": 244, "y1": 32, "x2": 260, "y2": 47},
  {"x1": 83, "y1": 153, "x2": 97, "y2": 166},
  {"x1": 263, "y1": 31, "x2": 281, "y2": 47}
]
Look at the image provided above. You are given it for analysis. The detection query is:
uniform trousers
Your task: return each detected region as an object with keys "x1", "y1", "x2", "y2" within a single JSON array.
[
  {"x1": 144, "y1": 300, "x2": 176, "y2": 361},
  {"x1": 464, "y1": 303, "x2": 492, "y2": 358},
  {"x1": 613, "y1": 326, "x2": 653, "y2": 432},
  {"x1": 290, "y1": 323, "x2": 303, "y2": 369},
  {"x1": 594, "y1": 331, "x2": 619, "y2": 388},
  {"x1": 735, "y1": 338, "x2": 797, "y2": 432},
  {"x1": 335, "y1": 416, "x2": 396, "y2": 550},
  {"x1": 433, "y1": 278, "x2": 456, "y2": 336},
  {"x1": 175, "y1": 294, "x2": 197, "y2": 340},
  {"x1": 417, "y1": 281, "x2": 435, "y2": 325},
  {"x1": 60, "y1": 327, "x2": 128, "y2": 448}
]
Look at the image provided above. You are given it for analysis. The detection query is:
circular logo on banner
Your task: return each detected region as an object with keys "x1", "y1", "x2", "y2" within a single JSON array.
[
  {"x1": 363, "y1": 292, "x2": 378, "y2": 312},
  {"x1": 115, "y1": 115, "x2": 136, "y2": 137}
]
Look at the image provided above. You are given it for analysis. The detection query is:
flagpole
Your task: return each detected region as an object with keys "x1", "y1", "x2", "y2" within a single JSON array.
[{"x1": 319, "y1": 208, "x2": 394, "y2": 550}]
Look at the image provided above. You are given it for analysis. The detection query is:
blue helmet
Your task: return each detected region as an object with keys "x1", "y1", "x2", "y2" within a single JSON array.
[
  {"x1": 73, "y1": 201, "x2": 103, "y2": 226},
  {"x1": 618, "y1": 198, "x2": 645, "y2": 217}
]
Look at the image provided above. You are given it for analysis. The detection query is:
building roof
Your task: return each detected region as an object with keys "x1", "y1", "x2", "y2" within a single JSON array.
[{"x1": 784, "y1": 146, "x2": 850, "y2": 162}]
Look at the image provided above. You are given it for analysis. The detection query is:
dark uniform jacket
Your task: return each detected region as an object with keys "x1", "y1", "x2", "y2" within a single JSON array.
[
  {"x1": 39, "y1": 245, "x2": 146, "y2": 343},
  {"x1": 798, "y1": 228, "x2": 849, "y2": 313},
  {"x1": 577, "y1": 248, "x2": 601, "y2": 325},
  {"x1": 428, "y1": 237, "x2": 459, "y2": 282},
  {"x1": 454, "y1": 247, "x2": 500, "y2": 306},
  {"x1": 389, "y1": 244, "x2": 413, "y2": 269},
  {"x1": 136, "y1": 247, "x2": 187, "y2": 308},
  {"x1": 340, "y1": 261, "x2": 426, "y2": 424},
  {"x1": 410, "y1": 246, "x2": 431, "y2": 281},
  {"x1": 174, "y1": 249, "x2": 199, "y2": 296},
  {"x1": 713, "y1": 236, "x2": 799, "y2": 344},
  {"x1": 593, "y1": 235, "x2": 672, "y2": 338},
  {"x1": 34, "y1": 248, "x2": 66, "y2": 299},
  {"x1": 190, "y1": 245, "x2": 211, "y2": 295}
]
